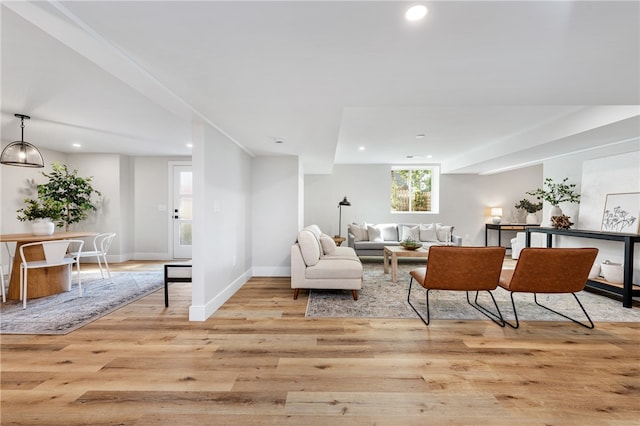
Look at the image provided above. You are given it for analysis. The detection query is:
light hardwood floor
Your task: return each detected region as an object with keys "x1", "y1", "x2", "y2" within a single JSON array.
[{"x1": 1, "y1": 260, "x2": 639, "y2": 425}]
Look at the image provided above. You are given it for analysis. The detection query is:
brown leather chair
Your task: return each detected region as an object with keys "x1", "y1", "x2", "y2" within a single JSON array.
[
  {"x1": 408, "y1": 246, "x2": 506, "y2": 326},
  {"x1": 498, "y1": 247, "x2": 599, "y2": 329}
]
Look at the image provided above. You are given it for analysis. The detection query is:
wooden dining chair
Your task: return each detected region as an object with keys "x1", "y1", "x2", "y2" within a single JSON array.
[
  {"x1": 19, "y1": 240, "x2": 84, "y2": 309},
  {"x1": 408, "y1": 246, "x2": 507, "y2": 326},
  {"x1": 498, "y1": 247, "x2": 599, "y2": 329}
]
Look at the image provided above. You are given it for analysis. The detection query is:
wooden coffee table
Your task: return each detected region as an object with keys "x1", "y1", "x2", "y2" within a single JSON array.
[{"x1": 383, "y1": 245, "x2": 429, "y2": 284}]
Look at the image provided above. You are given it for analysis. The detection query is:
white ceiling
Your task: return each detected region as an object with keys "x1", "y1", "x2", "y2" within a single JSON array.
[{"x1": 1, "y1": 1, "x2": 639, "y2": 174}]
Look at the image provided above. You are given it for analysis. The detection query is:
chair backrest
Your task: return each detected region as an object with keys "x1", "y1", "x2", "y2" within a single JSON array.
[
  {"x1": 20, "y1": 240, "x2": 71, "y2": 265},
  {"x1": 507, "y1": 248, "x2": 598, "y2": 293},
  {"x1": 424, "y1": 246, "x2": 506, "y2": 291},
  {"x1": 95, "y1": 232, "x2": 116, "y2": 253}
]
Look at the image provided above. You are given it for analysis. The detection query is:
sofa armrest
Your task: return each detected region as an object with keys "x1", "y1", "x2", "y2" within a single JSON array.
[{"x1": 347, "y1": 232, "x2": 356, "y2": 250}]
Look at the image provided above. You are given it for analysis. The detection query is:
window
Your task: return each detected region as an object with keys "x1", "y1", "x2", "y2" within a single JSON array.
[{"x1": 391, "y1": 166, "x2": 440, "y2": 213}]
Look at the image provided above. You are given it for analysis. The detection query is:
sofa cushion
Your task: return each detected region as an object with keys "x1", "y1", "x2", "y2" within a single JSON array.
[
  {"x1": 400, "y1": 225, "x2": 420, "y2": 242},
  {"x1": 367, "y1": 225, "x2": 384, "y2": 242},
  {"x1": 378, "y1": 223, "x2": 399, "y2": 241},
  {"x1": 420, "y1": 223, "x2": 439, "y2": 242},
  {"x1": 298, "y1": 230, "x2": 321, "y2": 266},
  {"x1": 319, "y1": 233, "x2": 337, "y2": 255},
  {"x1": 305, "y1": 258, "x2": 363, "y2": 279},
  {"x1": 354, "y1": 241, "x2": 401, "y2": 251},
  {"x1": 348, "y1": 223, "x2": 369, "y2": 241},
  {"x1": 305, "y1": 224, "x2": 322, "y2": 239},
  {"x1": 436, "y1": 224, "x2": 454, "y2": 242}
]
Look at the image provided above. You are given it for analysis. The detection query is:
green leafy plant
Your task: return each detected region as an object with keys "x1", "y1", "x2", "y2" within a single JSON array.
[
  {"x1": 526, "y1": 177, "x2": 580, "y2": 207},
  {"x1": 20, "y1": 162, "x2": 102, "y2": 231},
  {"x1": 514, "y1": 199, "x2": 543, "y2": 213},
  {"x1": 16, "y1": 198, "x2": 64, "y2": 222}
]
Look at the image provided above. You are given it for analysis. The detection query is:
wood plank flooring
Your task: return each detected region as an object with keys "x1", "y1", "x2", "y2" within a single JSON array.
[{"x1": 1, "y1": 261, "x2": 639, "y2": 425}]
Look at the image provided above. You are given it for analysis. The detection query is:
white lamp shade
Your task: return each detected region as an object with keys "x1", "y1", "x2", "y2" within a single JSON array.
[{"x1": 491, "y1": 208, "x2": 503, "y2": 217}]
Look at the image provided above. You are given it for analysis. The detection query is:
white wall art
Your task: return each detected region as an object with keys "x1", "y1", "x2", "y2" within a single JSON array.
[{"x1": 601, "y1": 192, "x2": 639, "y2": 234}]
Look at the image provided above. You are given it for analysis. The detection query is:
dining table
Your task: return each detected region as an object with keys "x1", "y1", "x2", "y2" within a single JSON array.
[{"x1": 1, "y1": 231, "x2": 98, "y2": 300}]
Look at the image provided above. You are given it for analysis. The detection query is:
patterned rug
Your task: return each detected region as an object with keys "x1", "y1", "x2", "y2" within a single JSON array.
[
  {"x1": 306, "y1": 261, "x2": 640, "y2": 322},
  {"x1": 0, "y1": 271, "x2": 163, "y2": 335}
]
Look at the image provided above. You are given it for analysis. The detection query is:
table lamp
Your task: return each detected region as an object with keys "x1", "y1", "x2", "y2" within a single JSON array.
[{"x1": 491, "y1": 207, "x2": 503, "y2": 224}]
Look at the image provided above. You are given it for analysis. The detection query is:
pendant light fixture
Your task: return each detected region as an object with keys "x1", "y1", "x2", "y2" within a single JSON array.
[{"x1": 0, "y1": 114, "x2": 45, "y2": 168}]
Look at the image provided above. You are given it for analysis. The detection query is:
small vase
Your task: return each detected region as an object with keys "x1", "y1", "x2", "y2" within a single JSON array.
[
  {"x1": 32, "y1": 219, "x2": 55, "y2": 236},
  {"x1": 548, "y1": 205, "x2": 562, "y2": 226},
  {"x1": 526, "y1": 213, "x2": 538, "y2": 225}
]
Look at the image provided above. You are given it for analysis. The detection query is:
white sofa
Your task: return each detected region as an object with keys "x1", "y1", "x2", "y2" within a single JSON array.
[
  {"x1": 347, "y1": 222, "x2": 462, "y2": 257},
  {"x1": 291, "y1": 225, "x2": 363, "y2": 300},
  {"x1": 510, "y1": 232, "x2": 547, "y2": 259}
]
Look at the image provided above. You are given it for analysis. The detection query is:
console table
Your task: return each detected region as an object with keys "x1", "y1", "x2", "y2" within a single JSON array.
[
  {"x1": 485, "y1": 223, "x2": 539, "y2": 248},
  {"x1": 525, "y1": 227, "x2": 639, "y2": 308}
]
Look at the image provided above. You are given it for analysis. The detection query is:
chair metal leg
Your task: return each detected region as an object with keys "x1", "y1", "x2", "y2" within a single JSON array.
[
  {"x1": 102, "y1": 254, "x2": 113, "y2": 283},
  {"x1": 407, "y1": 277, "x2": 431, "y2": 326},
  {"x1": 502, "y1": 292, "x2": 521, "y2": 329},
  {"x1": 76, "y1": 261, "x2": 83, "y2": 298},
  {"x1": 534, "y1": 293, "x2": 594, "y2": 329},
  {"x1": 96, "y1": 255, "x2": 105, "y2": 279},
  {"x1": 468, "y1": 291, "x2": 506, "y2": 327},
  {"x1": 22, "y1": 267, "x2": 28, "y2": 309},
  {"x1": 0, "y1": 265, "x2": 6, "y2": 303}
]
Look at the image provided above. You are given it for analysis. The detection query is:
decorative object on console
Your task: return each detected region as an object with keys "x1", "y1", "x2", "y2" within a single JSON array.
[
  {"x1": 551, "y1": 214, "x2": 573, "y2": 230},
  {"x1": 0, "y1": 114, "x2": 44, "y2": 168},
  {"x1": 601, "y1": 192, "x2": 639, "y2": 234},
  {"x1": 335, "y1": 196, "x2": 351, "y2": 238},
  {"x1": 514, "y1": 199, "x2": 542, "y2": 224},
  {"x1": 527, "y1": 177, "x2": 580, "y2": 226},
  {"x1": 16, "y1": 198, "x2": 64, "y2": 236},
  {"x1": 600, "y1": 260, "x2": 624, "y2": 284},
  {"x1": 491, "y1": 208, "x2": 503, "y2": 224}
]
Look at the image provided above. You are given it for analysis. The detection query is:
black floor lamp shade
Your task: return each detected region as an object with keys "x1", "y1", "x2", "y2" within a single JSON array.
[{"x1": 337, "y1": 196, "x2": 351, "y2": 238}]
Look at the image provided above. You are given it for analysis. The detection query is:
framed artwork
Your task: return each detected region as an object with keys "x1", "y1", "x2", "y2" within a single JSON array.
[{"x1": 601, "y1": 192, "x2": 640, "y2": 234}]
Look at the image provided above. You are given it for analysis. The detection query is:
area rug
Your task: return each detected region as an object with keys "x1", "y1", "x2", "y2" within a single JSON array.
[
  {"x1": 0, "y1": 271, "x2": 163, "y2": 335},
  {"x1": 306, "y1": 262, "x2": 640, "y2": 322}
]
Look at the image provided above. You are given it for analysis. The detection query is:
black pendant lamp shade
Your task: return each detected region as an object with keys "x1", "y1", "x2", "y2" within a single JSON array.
[{"x1": 0, "y1": 114, "x2": 45, "y2": 168}]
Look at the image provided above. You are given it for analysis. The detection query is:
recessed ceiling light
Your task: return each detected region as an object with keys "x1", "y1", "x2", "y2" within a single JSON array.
[
  {"x1": 72, "y1": 143, "x2": 81, "y2": 148},
  {"x1": 426, "y1": 155, "x2": 433, "y2": 159},
  {"x1": 274, "y1": 139, "x2": 284, "y2": 144},
  {"x1": 358, "y1": 146, "x2": 366, "y2": 151},
  {"x1": 186, "y1": 143, "x2": 193, "y2": 148},
  {"x1": 405, "y1": 5, "x2": 428, "y2": 21},
  {"x1": 415, "y1": 134, "x2": 425, "y2": 139}
]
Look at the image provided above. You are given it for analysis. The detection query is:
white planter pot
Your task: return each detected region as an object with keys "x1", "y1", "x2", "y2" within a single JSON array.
[
  {"x1": 601, "y1": 261, "x2": 624, "y2": 284},
  {"x1": 548, "y1": 205, "x2": 562, "y2": 226},
  {"x1": 526, "y1": 212, "x2": 538, "y2": 225},
  {"x1": 32, "y1": 219, "x2": 55, "y2": 236}
]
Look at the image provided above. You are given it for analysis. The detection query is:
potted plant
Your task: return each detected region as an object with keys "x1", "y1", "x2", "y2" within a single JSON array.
[
  {"x1": 35, "y1": 162, "x2": 102, "y2": 232},
  {"x1": 16, "y1": 198, "x2": 64, "y2": 235},
  {"x1": 514, "y1": 199, "x2": 543, "y2": 224},
  {"x1": 526, "y1": 177, "x2": 580, "y2": 226}
]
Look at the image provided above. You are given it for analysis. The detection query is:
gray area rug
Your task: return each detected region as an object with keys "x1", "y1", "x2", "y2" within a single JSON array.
[
  {"x1": 306, "y1": 262, "x2": 640, "y2": 322},
  {"x1": 0, "y1": 272, "x2": 163, "y2": 335}
]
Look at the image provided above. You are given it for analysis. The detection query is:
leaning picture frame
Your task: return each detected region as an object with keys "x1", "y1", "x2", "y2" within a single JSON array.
[{"x1": 601, "y1": 192, "x2": 640, "y2": 234}]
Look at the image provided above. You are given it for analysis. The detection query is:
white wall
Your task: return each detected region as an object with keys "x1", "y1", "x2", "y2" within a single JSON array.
[
  {"x1": 304, "y1": 164, "x2": 542, "y2": 246},
  {"x1": 189, "y1": 122, "x2": 253, "y2": 321},
  {"x1": 251, "y1": 156, "x2": 303, "y2": 276}
]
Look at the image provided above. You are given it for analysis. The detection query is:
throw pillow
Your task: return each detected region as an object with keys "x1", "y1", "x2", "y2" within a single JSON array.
[
  {"x1": 305, "y1": 224, "x2": 322, "y2": 239},
  {"x1": 419, "y1": 223, "x2": 439, "y2": 242},
  {"x1": 348, "y1": 223, "x2": 369, "y2": 242},
  {"x1": 379, "y1": 223, "x2": 399, "y2": 241},
  {"x1": 400, "y1": 225, "x2": 420, "y2": 242},
  {"x1": 436, "y1": 224, "x2": 454, "y2": 242},
  {"x1": 319, "y1": 233, "x2": 337, "y2": 255},
  {"x1": 367, "y1": 225, "x2": 384, "y2": 242},
  {"x1": 297, "y1": 230, "x2": 321, "y2": 266}
]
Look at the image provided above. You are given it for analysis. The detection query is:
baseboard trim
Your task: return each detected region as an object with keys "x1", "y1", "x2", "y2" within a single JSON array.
[
  {"x1": 252, "y1": 266, "x2": 291, "y2": 277},
  {"x1": 189, "y1": 269, "x2": 252, "y2": 321}
]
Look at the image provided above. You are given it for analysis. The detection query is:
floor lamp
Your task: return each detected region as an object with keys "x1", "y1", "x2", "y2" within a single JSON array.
[{"x1": 336, "y1": 196, "x2": 351, "y2": 238}]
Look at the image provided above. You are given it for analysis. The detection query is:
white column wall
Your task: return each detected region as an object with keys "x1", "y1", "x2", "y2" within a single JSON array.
[
  {"x1": 251, "y1": 156, "x2": 303, "y2": 276},
  {"x1": 189, "y1": 122, "x2": 252, "y2": 321}
]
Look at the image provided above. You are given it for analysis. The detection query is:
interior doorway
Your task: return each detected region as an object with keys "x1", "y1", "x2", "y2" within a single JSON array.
[{"x1": 170, "y1": 162, "x2": 192, "y2": 259}]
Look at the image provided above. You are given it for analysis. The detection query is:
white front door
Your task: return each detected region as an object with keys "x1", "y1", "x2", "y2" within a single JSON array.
[{"x1": 171, "y1": 164, "x2": 192, "y2": 259}]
